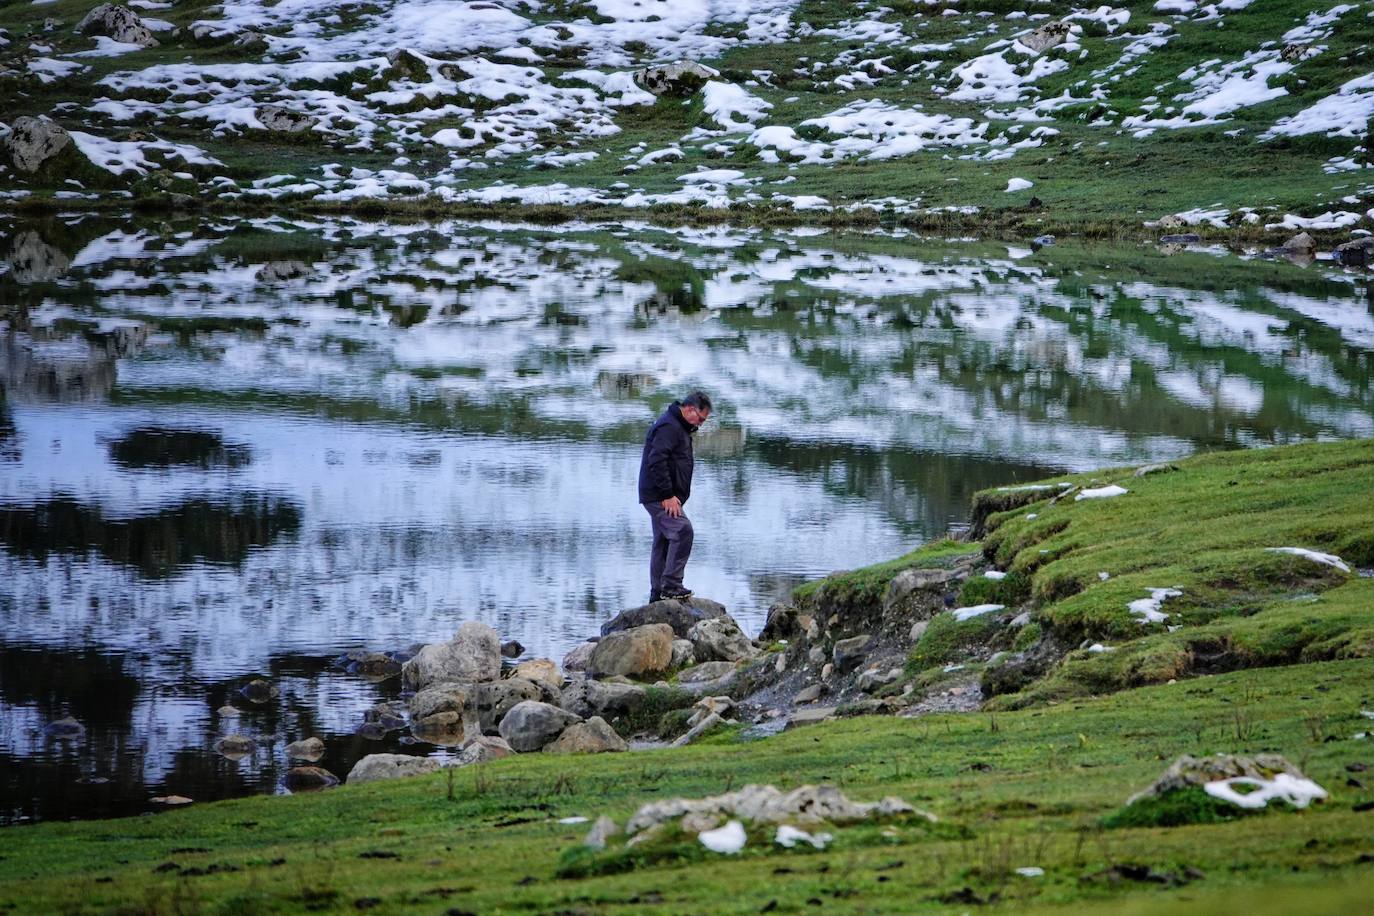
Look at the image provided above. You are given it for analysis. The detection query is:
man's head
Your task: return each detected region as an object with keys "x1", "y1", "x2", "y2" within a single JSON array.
[{"x1": 681, "y1": 390, "x2": 712, "y2": 428}]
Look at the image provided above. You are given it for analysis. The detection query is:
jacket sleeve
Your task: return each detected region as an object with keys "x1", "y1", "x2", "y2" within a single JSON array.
[{"x1": 643, "y1": 426, "x2": 675, "y2": 499}]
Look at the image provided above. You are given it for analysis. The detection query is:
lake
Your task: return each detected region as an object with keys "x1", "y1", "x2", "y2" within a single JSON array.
[{"x1": 1, "y1": 213, "x2": 1371, "y2": 823}]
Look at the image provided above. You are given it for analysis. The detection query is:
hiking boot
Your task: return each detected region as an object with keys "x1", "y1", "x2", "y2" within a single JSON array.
[{"x1": 660, "y1": 587, "x2": 693, "y2": 601}]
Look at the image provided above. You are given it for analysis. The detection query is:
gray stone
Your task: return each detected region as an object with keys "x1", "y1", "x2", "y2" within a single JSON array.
[
  {"x1": 632, "y1": 60, "x2": 719, "y2": 96},
  {"x1": 239, "y1": 678, "x2": 278, "y2": 704},
  {"x1": 857, "y1": 668, "x2": 902, "y2": 692},
  {"x1": 285, "y1": 766, "x2": 338, "y2": 790},
  {"x1": 600, "y1": 597, "x2": 727, "y2": 639},
  {"x1": 5, "y1": 229, "x2": 70, "y2": 282},
  {"x1": 500, "y1": 639, "x2": 525, "y2": 659},
  {"x1": 807, "y1": 646, "x2": 826, "y2": 666},
  {"x1": 794, "y1": 684, "x2": 823, "y2": 704},
  {"x1": 1019, "y1": 21, "x2": 1070, "y2": 54},
  {"x1": 559, "y1": 677, "x2": 646, "y2": 719},
  {"x1": 909, "y1": 620, "x2": 929, "y2": 642},
  {"x1": 512, "y1": 658, "x2": 561, "y2": 690},
  {"x1": 832, "y1": 634, "x2": 873, "y2": 674},
  {"x1": 785, "y1": 707, "x2": 837, "y2": 729},
  {"x1": 687, "y1": 616, "x2": 757, "y2": 663},
  {"x1": 42, "y1": 717, "x2": 84, "y2": 739},
  {"x1": 256, "y1": 104, "x2": 315, "y2": 134},
  {"x1": 562, "y1": 641, "x2": 596, "y2": 672},
  {"x1": 544, "y1": 716, "x2": 628, "y2": 754},
  {"x1": 584, "y1": 815, "x2": 619, "y2": 850},
  {"x1": 215, "y1": 735, "x2": 255, "y2": 758},
  {"x1": 1127, "y1": 754, "x2": 1314, "y2": 805},
  {"x1": 347, "y1": 753, "x2": 440, "y2": 784},
  {"x1": 285, "y1": 737, "x2": 325, "y2": 761},
  {"x1": 1279, "y1": 231, "x2": 1317, "y2": 255},
  {"x1": 450, "y1": 735, "x2": 513, "y2": 767},
  {"x1": 233, "y1": 30, "x2": 268, "y2": 52},
  {"x1": 885, "y1": 567, "x2": 957, "y2": 609},
  {"x1": 670, "y1": 711, "x2": 724, "y2": 747},
  {"x1": 671, "y1": 638, "x2": 696, "y2": 668},
  {"x1": 3, "y1": 117, "x2": 72, "y2": 174},
  {"x1": 364, "y1": 700, "x2": 408, "y2": 731},
  {"x1": 676, "y1": 661, "x2": 738, "y2": 685},
  {"x1": 497, "y1": 700, "x2": 582, "y2": 752},
  {"x1": 402, "y1": 621, "x2": 501, "y2": 690},
  {"x1": 588, "y1": 623, "x2": 673, "y2": 678},
  {"x1": 1134, "y1": 462, "x2": 1180, "y2": 478},
  {"x1": 1334, "y1": 237, "x2": 1374, "y2": 267},
  {"x1": 77, "y1": 4, "x2": 158, "y2": 47},
  {"x1": 256, "y1": 260, "x2": 313, "y2": 283}
]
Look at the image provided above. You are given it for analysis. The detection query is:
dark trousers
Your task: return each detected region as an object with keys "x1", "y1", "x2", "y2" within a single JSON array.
[{"x1": 643, "y1": 501, "x2": 693, "y2": 599}]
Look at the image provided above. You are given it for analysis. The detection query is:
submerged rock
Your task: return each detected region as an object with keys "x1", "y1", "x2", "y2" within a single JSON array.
[
  {"x1": 347, "y1": 753, "x2": 440, "y2": 784},
  {"x1": 285, "y1": 766, "x2": 339, "y2": 791},
  {"x1": 239, "y1": 678, "x2": 278, "y2": 705},
  {"x1": 285, "y1": 737, "x2": 325, "y2": 761},
  {"x1": 215, "y1": 735, "x2": 255, "y2": 758},
  {"x1": 43, "y1": 717, "x2": 84, "y2": 740}
]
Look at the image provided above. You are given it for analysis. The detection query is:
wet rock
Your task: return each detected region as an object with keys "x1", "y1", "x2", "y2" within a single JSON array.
[
  {"x1": 1279, "y1": 232, "x2": 1316, "y2": 255},
  {"x1": 807, "y1": 646, "x2": 826, "y2": 666},
  {"x1": 687, "y1": 616, "x2": 757, "y2": 663},
  {"x1": 348, "y1": 754, "x2": 440, "y2": 784},
  {"x1": 1333, "y1": 237, "x2": 1374, "y2": 267},
  {"x1": 364, "y1": 701, "x2": 408, "y2": 732},
  {"x1": 239, "y1": 678, "x2": 278, "y2": 705},
  {"x1": 545, "y1": 716, "x2": 628, "y2": 754},
  {"x1": 511, "y1": 658, "x2": 561, "y2": 690},
  {"x1": 559, "y1": 677, "x2": 646, "y2": 719},
  {"x1": 215, "y1": 735, "x2": 255, "y2": 758},
  {"x1": 5, "y1": 229, "x2": 71, "y2": 282},
  {"x1": 255, "y1": 104, "x2": 315, "y2": 134},
  {"x1": 285, "y1": 737, "x2": 325, "y2": 761},
  {"x1": 759, "y1": 604, "x2": 802, "y2": 642},
  {"x1": 1159, "y1": 233, "x2": 1201, "y2": 244},
  {"x1": 451, "y1": 735, "x2": 513, "y2": 766},
  {"x1": 671, "y1": 711, "x2": 725, "y2": 747},
  {"x1": 1019, "y1": 21, "x2": 1070, "y2": 54},
  {"x1": 356, "y1": 723, "x2": 388, "y2": 740},
  {"x1": 256, "y1": 260, "x2": 312, "y2": 283},
  {"x1": 600, "y1": 597, "x2": 727, "y2": 639},
  {"x1": 43, "y1": 717, "x2": 84, "y2": 739},
  {"x1": 498, "y1": 701, "x2": 582, "y2": 752},
  {"x1": 832, "y1": 634, "x2": 873, "y2": 674},
  {"x1": 402, "y1": 621, "x2": 501, "y2": 690},
  {"x1": 588, "y1": 623, "x2": 673, "y2": 678},
  {"x1": 632, "y1": 60, "x2": 719, "y2": 96},
  {"x1": 77, "y1": 4, "x2": 159, "y2": 48},
  {"x1": 3, "y1": 117, "x2": 72, "y2": 174},
  {"x1": 500, "y1": 639, "x2": 525, "y2": 659},
  {"x1": 285, "y1": 766, "x2": 339, "y2": 791},
  {"x1": 562, "y1": 641, "x2": 596, "y2": 673}
]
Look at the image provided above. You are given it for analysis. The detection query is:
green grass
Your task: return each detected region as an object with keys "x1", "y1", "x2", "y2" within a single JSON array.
[
  {"x1": 3, "y1": 658, "x2": 1373, "y2": 912},
  {"x1": 792, "y1": 538, "x2": 979, "y2": 604}
]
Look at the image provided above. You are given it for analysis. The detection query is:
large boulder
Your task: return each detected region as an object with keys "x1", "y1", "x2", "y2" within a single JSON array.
[
  {"x1": 402, "y1": 622, "x2": 501, "y2": 690},
  {"x1": 347, "y1": 753, "x2": 440, "y2": 785},
  {"x1": 601, "y1": 597, "x2": 727, "y2": 639},
  {"x1": 588, "y1": 623, "x2": 674, "y2": 678},
  {"x1": 560, "y1": 677, "x2": 647, "y2": 719},
  {"x1": 687, "y1": 617, "x2": 756, "y2": 663},
  {"x1": 77, "y1": 4, "x2": 158, "y2": 47},
  {"x1": 3, "y1": 117, "x2": 72, "y2": 174},
  {"x1": 632, "y1": 60, "x2": 719, "y2": 96},
  {"x1": 1019, "y1": 21, "x2": 1070, "y2": 54},
  {"x1": 562, "y1": 641, "x2": 596, "y2": 672},
  {"x1": 544, "y1": 716, "x2": 629, "y2": 754},
  {"x1": 497, "y1": 700, "x2": 582, "y2": 752},
  {"x1": 256, "y1": 104, "x2": 315, "y2": 134},
  {"x1": 832, "y1": 634, "x2": 873, "y2": 674},
  {"x1": 5, "y1": 230, "x2": 71, "y2": 282},
  {"x1": 409, "y1": 677, "x2": 558, "y2": 736},
  {"x1": 511, "y1": 658, "x2": 562, "y2": 691},
  {"x1": 1333, "y1": 237, "x2": 1374, "y2": 267}
]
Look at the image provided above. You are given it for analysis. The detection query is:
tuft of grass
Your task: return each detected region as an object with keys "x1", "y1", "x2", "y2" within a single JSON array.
[
  {"x1": 792, "y1": 537, "x2": 979, "y2": 605},
  {"x1": 1101, "y1": 785, "x2": 1265, "y2": 830}
]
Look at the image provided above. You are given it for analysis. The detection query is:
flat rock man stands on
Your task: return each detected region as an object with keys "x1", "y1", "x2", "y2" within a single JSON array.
[{"x1": 638, "y1": 391, "x2": 712, "y2": 602}]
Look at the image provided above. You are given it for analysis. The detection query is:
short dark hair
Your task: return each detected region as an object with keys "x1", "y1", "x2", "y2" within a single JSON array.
[{"x1": 683, "y1": 390, "x2": 712, "y2": 413}]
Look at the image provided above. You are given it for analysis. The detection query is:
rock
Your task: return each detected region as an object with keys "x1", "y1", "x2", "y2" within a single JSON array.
[
  {"x1": 632, "y1": 60, "x2": 719, "y2": 96},
  {"x1": 562, "y1": 641, "x2": 596, "y2": 672},
  {"x1": 1134, "y1": 462, "x2": 1179, "y2": 478},
  {"x1": 347, "y1": 753, "x2": 440, "y2": 785},
  {"x1": 500, "y1": 639, "x2": 525, "y2": 659},
  {"x1": 857, "y1": 668, "x2": 902, "y2": 692},
  {"x1": 981, "y1": 633, "x2": 1068, "y2": 697},
  {"x1": 364, "y1": 701, "x2": 408, "y2": 732},
  {"x1": 545, "y1": 716, "x2": 629, "y2": 754},
  {"x1": 1159, "y1": 233, "x2": 1201, "y2": 244},
  {"x1": 625, "y1": 783, "x2": 921, "y2": 836},
  {"x1": 256, "y1": 260, "x2": 313, "y2": 283},
  {"x1": 885, "y1": 567, "x2": 957, "y2": 610},
  {"x1": 3, "y1": 117, "x2": 72, "y2": 174},
  {"x1": 239, "y1": 678, "x2": 278, "y2": 705},
  {"x1": 794, "y1": 684, "x2": 824, "y2": 704},
  {"x1": 687, "y1": 696, "x2": 735, "y2": 728},
  {"x1": 785, "y1": 707, "x2": 837, "y2": 729},
  {"x1": 832, "y1": 634, "x2": 873, "y2": 674},
  {"x1": 1126, "y1": 754, "x2": 1316, "y2": 805},
  {"x1": 233, "y1": 30, "x2": 268, "y2": 52},
  {"x1": 807, "y1": 646, "x2": 826, "y2": 666},
  {"x1": 497, "y1": 700, "x2": 582, "y2": 752},
  {"x1": 909, "y1": 620, "x2": 929, "y2": 642},
  {"x1": 5, "y1": 230, "x2": 70, "y2": 282},
  {"x1": 759, "y1": 604, "x2": 802, "y2": 642},
  {"x1": 588, "y1": 623, "x2": 674, "y2": 678},
  {"x1": 42, "y1": 717, "x2": 84, "y2": 739},
  {"x1": 559, "y1": 678, "x2": 646, "y2": 719},
  {"x1": 402, "y1": 621, "x2": 501, "y2": 690},
  {"x1": 820, "y1": 662, "x2": 834, "y2": 680},
  {"x1": 410, "y1": 711, "x2": 465, "y2": 746},
  {"x1": 676, "y1": 661, "x2": 739, "y2": 685},
  {"x1": 1019, "y1": 21, "x2": 1070, "y2": 54},
  {"x1": 600, "y1": 597, "x2": 727, "y2": 639},
  {"x1": 77, "y1": 4, "x2": 158, "y2": 48},
  {"x1": 215, "y1": 735, "x2": 255, "y2": 758},
  {"x1": 151, "y1": 795, "x2": 193, "y2": 806},
  {"x1": 511, "y1": 658, "x2": 561, "y2": 691},
  {"x1": 255, "y1": 105, "x2": 315, "y2": 134},
  {"x1": 451, "y1": 735, "x2": 513, "y2": 766},
  {"x1": 1280, "y1": 43, "x2": 1308, "y2": 63},
  {"x1": 1157, "y1": 214, "x2": 1186, "y2": 229},
  {"x1": 285, "y1": 737, "x2": 325, "y2": 761},
  {"x1": 217, "y1": 705, "x2": 241, "y2": 718},
  {"x1": 687, "y1": 617, "x2": 757, "y2": 663},
  {"x1": 356, "y1": 722, "x2": 388, "y2": 740},
  {"x1": 584, "y1": 815, "x2": 619, "y2": 850},
  {"x1": 1279, "y1": 232, "x2": 1316, "y2": 255},
  {"x1": 285, "y1": 766, "x2": 339, "y2": 791},
  {"x1": 410, "y1": 677, "x2": 557, "y2": 737},
  {"x1": 1333, "y1": 237, "x2": 1374, "y2": 267},
  {"x1": 670, "y1": 638, "x2": 696, "y2": 668},
  {"x1": 671, "y1": 711, "x2": 724, "y2": 747}
]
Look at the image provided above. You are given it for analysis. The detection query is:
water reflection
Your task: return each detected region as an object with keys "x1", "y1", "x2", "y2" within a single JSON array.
[{"x1": 0, "y1": 213, "x2": 1371, "y2": 823}]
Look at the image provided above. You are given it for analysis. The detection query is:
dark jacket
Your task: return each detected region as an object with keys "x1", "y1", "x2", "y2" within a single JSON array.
[{"x1": 638, "y1": 402, "x2": 696, "y2": 505}]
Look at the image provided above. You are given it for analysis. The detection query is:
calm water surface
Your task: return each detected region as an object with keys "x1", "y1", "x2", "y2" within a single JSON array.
[{"x1": 1, "y1": 214, "x2": 1371, "y2": 823}]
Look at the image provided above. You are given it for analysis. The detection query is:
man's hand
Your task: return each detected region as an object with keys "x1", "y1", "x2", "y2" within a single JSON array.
[{"x1": 661, "y1": 496, "x2": 682, "y2": 518}]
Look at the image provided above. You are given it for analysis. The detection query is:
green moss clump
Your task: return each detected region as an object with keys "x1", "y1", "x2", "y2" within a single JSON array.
[
  {"x1": 1012, "y1": 621, "x2": 1042, "y2": 653},
  {"x1": 959, "y1": 570, "x2": 1031, "y2": 608},
  {"x1": 792, "y1": 538, "x2": 980, "y2": 605},
  {"x1": 909, "y1": 611, "x2": 1005, "y2": 669},
  {"x1": 1101, "y1": 786, "x2": 1262, "y2": 829}
]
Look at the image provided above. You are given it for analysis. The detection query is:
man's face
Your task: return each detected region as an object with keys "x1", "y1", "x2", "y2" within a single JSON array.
[{"x1": 681, "y1": 404, "x2": 710, "y2": 428}]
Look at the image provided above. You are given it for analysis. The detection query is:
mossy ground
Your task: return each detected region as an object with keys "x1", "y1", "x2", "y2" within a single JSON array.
[{"x1": 2, "y1": 659, "x2": 1372, "y2": 913}]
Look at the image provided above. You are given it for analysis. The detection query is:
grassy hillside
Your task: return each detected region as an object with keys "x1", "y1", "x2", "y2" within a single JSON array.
[{"x1": 1, "y1": 0, "x2": 1371, "y2": 235}]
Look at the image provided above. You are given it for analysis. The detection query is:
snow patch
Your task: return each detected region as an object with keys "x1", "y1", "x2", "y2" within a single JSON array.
[
  {"x1": 1265, "y1": 547, "x2": 1351, "y2": 574},
  {"x1": 1203, "y1": 773, "x2": 1328, "y2": 810}
]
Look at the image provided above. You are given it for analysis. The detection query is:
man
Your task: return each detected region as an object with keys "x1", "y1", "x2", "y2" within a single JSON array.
[{"x1": 638, "y1": 390, "x2": 712, "y2": 603}]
